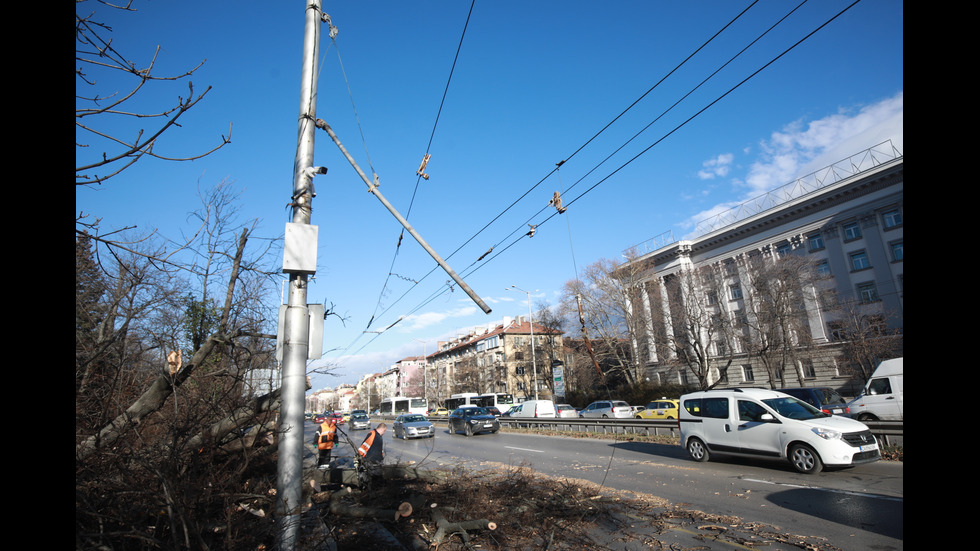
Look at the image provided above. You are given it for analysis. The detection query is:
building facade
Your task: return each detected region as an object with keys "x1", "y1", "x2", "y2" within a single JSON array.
[
  {"x1": 622, "y1": 145, "x2": 903, "y2": 395},
  {"x1": 427, "y1": 316, "x2": 563, "y2": 404}
]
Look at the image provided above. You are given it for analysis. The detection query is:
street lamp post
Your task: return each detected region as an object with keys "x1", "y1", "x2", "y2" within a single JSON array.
[
  {"x1": 412, "y1": 338, "x2": 429, "y2": 406},
  {"x1": 507, "y1": 285, "x2": 538, "y2": 400}
]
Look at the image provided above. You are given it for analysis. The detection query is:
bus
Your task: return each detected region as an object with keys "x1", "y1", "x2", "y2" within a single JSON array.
[
  {"x1": 444, "y1": 393, "x2": 480, "y2": 411},
  {"x1": 378, "y1": 396, "x2": 428, "y2": 416},
  {"x1": 474, "y1": 393, "x2": 515, "y2": 413}
]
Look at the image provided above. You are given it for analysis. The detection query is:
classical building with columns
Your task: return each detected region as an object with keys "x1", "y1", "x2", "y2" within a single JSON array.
[{"x1": 621, "y1": 145, "x2": 903, "y2": 394}]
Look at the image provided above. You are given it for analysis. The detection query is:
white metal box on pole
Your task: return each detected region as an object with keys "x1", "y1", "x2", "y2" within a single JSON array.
[{"x1": 282, "y1": 222, "x2": 319, "y2": 274}]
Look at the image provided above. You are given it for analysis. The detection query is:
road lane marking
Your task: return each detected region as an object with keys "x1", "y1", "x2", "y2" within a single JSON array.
[{"x1": 505, "y1": 446, "x2": 544, "y2": 453}]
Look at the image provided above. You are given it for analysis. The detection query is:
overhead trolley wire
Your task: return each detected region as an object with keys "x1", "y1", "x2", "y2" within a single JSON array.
[
  {"x1": 324, "y1": 0, "x2": 861, "y2": 369},
  {"x1": 331, "y1": 1, "x2": 768, "y2": 355},
  {"x1": 398, "y1": 0, "x2": 863, "y2": 313},
  {"x1": 363, "y1": 0, "x2": 477, "y2": 332},
  {"x1": 428, "y1": 0, "x2": 763, "y2": 271}
]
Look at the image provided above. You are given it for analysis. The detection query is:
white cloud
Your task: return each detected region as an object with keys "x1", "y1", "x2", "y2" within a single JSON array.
[
  {"x1": 697, "y1": 153, "x2": 734, "y2": 179},
  {"x1": 682, "y1": 91, "x2": 903, "y2": 236},
  {"x1": 400, "y1": 306, "x2": 478, "y2": 331},
  {"x1": 743, "y1": 91, "x2": 904, "y2": 196}
]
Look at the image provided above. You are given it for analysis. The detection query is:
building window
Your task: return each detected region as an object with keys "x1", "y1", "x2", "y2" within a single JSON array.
[
  {"x1": 729, "y1": 284, "x2": 743, "y2": 300},
  {"x1": 881, "y1": 208, "x2": 903, "y2": 229},
  {"x1": 891, "y1": 240, "x2": 903, "y2": 261},
  {"x1": 776, "y1": 242, "x2": 792, "y2": 257},
  {"x1": 857, "y1": 281, "x2": 880, "y2": 303},
  {"x1": 843, "y1": 221, "x2": 862, "y2": 241},
  {"x1": 807, "y1": 233, "x2": 824, "y2": 252},
  {"x1": 828, "y1": 322, "x2": 846, "y2": 341},
  {"x1": 850, "y1": 250, "x2": 870, "y2": 271},
  {"x1": 816, "y1": 260, "x2": 831, "y2": 277},
  {"x1": 714, "y1": 341, "x2": 727, "y2": 356},
  {"x1": 517, "y1": 381, "x2": 526, "y2": 391},
  {"x1": 707, "y1": 290, "x2": 718, "y2": 305},
  {"x1": 800, "y1": 359, "x2": 816, "y2": 378},
  {"x1": 515, "y1": 365, "x2": 526, "y2": 375},
  {"x1": 741, "y1": 364, "x2": 755, "y2": 382}
]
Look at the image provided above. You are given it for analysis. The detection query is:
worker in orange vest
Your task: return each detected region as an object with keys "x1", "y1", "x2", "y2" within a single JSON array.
[
  {"x1": 315, "y1": 417, "x2": 338, "y2": 469},
  {"x1": 357, "y1": 423, "x2": 387, "y2": 465}
]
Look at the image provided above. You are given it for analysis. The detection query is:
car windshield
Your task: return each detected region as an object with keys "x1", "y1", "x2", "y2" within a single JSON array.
[
  {"x1": 402, "y1": 415, "x2": 427, "y2": 423},
  {"x1": 818, "y1": 388, "x2": 847, "y2": 404},
  {"x1": 352, "y1": 413, "x2": 368, "y2": 419},
  {"x1": 462, "y1": 407, "x2": 488, "y2": 416},
  {"x1": 762, "y1": 397, "x2": 829, "y2": 420},
  {"x1": 612, "y1": 401, "x2": 629, "y2": 408}
]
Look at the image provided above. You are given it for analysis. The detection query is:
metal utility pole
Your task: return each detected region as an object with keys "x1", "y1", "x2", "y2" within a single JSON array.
[{"x1": 276, "y1": 2, "x2": 324, "y2": 549}]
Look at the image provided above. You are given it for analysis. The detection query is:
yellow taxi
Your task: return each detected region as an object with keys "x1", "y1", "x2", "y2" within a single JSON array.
[{"x1": 635, "y1": 399, "x2": 680, "y2": 420}]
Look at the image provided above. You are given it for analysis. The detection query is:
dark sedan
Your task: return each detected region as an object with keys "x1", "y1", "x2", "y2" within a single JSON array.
[{"x1": 448, "y1": 406, "x2": 500, "y2": 436}]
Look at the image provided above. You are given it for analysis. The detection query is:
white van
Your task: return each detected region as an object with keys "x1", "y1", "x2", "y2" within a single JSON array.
[
  {"x1": 507, "y1": 400, "x2": 556, "y2": 418},
  {"x1": 848, "y1": 357, "x2": 903, "y2": 421},
  {"x1": 679, "y1": 388, "x2": 880, "y2": 474}
]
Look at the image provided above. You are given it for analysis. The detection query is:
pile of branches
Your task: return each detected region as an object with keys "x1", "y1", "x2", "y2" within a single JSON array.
[
  {"x1": 309, "y1": 462, "x2": 666, "y2": 550},
  {"x1": 306, "y1": 461, "x2": 849, "y2": 551}
]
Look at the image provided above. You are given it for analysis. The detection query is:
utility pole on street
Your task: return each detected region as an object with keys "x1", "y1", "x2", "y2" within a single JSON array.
[{"x1": 276, "y1": 2, "x2": 327, "y2": 549}]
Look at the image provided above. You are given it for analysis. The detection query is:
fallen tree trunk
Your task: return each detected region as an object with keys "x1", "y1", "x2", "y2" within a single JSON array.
[
  {"x1": 328, "y1": 487, "x2": 414, "y2": 522},
  {"x1": 185, "y1": 389, "x2": 281, "y2": 455},
  {"x1": 430, "y1": 507, "x2": 496, "y2": 545}
]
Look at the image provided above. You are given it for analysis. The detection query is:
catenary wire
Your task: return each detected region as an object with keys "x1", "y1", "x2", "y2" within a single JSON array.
[
  {"x1": 322, "y1": 0, "x2": 861, "y2": 371},
  {"x1": 363, "y1": 0, "x2": 477, "y2": 332}
]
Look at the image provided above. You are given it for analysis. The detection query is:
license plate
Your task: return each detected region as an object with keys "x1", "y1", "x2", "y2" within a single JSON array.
[
  {"x1": 831, "y1": 408, "x2": 844, "y2": 414},
  {"x1": 859, "y1": 443, "x2": 878, "y2": 452},
  {"x1": 484, "y1": 423, "x2": 494, "y2": 428}
]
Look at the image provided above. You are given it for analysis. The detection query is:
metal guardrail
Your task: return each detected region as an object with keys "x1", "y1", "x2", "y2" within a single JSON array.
[{"x1": 376, "y1": 415, "x2": 903, "y2": 445}]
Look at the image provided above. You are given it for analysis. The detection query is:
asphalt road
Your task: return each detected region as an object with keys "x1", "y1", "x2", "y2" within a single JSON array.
[{"x1": 310, "y1": 420, "x2": 903, "y2": 550}]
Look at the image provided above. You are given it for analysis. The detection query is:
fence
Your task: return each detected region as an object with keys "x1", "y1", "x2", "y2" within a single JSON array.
[{"x1": 380, "y1": 415, "x2": 903, "y2": 445}]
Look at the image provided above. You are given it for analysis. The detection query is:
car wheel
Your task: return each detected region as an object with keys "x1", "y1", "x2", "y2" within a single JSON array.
[
  {"x1": 429, "y1": 434, "x2": 435, "y2": 438},
  {"x1": 666, "y1": 416, "x2": 674, "y2": 419},
  {"x1": 789, "y1": 444, "x2": 823, "y2": 474},
  {"x1": 635, "y1": 415, "x2": 643, "y2": 419},
  {"x1": 602, "y1": 414, "x2": 608, "y2": 418},
  {"x1": 465, "y1": 424, "x2": 473, "y2": 437},
  {"x1": 686, "y1": 437, "x2": 710, "y2": 462},
  {"x1": 856, "y1": 412, "x2": 878, "y2": 422}
]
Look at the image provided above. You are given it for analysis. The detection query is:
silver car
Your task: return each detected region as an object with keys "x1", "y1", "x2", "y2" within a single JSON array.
[
  {"x1": 556, "y1": 404, "x2": 578, "y2": 418},
  {"x1": 392, "y1": 414, "x2": 435, "y2": 439},
  {"x1": 579, "y1": 400, "x2": 632, "y2": 419},
  {"x1": 350, "y1": 411, "x2": 371, "y2": 430}
]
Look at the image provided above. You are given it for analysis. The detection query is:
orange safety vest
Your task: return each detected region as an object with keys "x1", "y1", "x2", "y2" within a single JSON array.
[
  {"x1": 357, "y1": 429, "x2": 377, "y2": 457},
  {"x1": 317, "y1": 422, "x2": 336, "y2": 450}
]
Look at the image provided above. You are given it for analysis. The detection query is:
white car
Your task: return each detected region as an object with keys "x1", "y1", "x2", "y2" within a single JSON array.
[
  {"x1": 579, "y1": 400, "x2": 631, "y2": 419},
  {"x1": 679, "y1": 388, "x2": 880, "y2": 474},
  {"x1": 555, "y1": 404, "x2": 578, "y2": 418}
]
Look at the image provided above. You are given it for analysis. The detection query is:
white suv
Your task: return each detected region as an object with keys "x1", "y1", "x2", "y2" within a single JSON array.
[{"x1": 679, "y1": 388, "x2": 880, "y2": 474}]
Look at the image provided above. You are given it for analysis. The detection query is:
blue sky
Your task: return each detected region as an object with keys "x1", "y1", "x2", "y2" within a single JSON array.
[{"x1": 76, "y1": 1, "x2": 903, "y2": 391}]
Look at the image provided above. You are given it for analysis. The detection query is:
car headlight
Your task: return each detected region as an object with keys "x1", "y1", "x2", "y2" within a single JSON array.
[{"x1": 811, "y1": 427, "x2": 842, "y2": 440}]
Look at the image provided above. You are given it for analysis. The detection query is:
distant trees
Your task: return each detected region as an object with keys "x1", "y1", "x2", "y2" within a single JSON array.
[{"x1": 561, "y1": 255, "x2": 648, "y2": 388}]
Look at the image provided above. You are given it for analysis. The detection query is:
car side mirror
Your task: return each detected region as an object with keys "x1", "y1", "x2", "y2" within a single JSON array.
[{"x1": 760, "y1": 413, "x2": 776, "y2": 422}]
